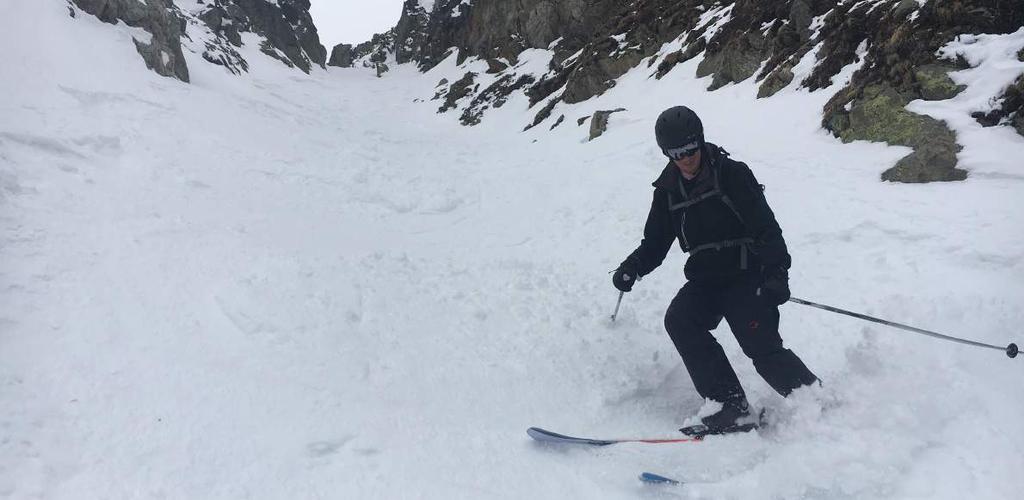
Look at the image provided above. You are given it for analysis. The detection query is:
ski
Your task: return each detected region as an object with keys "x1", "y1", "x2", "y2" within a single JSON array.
[
  {"x1": 639, "y1": 472, "x2": 682, "y2": 485},
  {"x1": 527, "y1": 427, "x2": 702, "y2": 446}
]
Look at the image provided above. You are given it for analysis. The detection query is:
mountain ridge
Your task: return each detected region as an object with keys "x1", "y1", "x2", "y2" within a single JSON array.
[
  {"x1": 335, "y1": 0, "x2": 1024, "y2": 182},
  {"x1": 63, "y1": 0, "x2": 1024, "y2": 182}
]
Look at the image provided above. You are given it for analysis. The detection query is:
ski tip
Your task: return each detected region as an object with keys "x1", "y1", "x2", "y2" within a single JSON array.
[
  {"x1": 527, "y1": 427, "x2": 618, "y2": 446},
  {"x1": 639, "y1": 472, "x2": 681, "y2": 485}
]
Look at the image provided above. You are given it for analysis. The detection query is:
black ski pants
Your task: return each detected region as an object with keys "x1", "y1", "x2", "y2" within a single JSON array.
[{"x1": 665, "y1": 275, "x2": 818, "y2": 405}]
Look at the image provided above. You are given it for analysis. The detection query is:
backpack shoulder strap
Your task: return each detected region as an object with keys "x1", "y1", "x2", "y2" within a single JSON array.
[{"x1": 710, "y1": 152, "x2": 746, "y2": 227}]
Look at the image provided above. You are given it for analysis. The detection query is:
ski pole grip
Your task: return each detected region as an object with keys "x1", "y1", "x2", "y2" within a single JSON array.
[{"x1": 1007, "y1": 343, "x2": 1019, "y2": 359}]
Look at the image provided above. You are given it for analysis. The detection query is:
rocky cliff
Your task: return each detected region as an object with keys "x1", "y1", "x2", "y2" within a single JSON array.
[
  {"x1": 68, "y1": 0, "x2": 327, "y2": 80},
  {"x1": 343, "y1": 0, "x2": 1024, "y2": 182},
  {"x1": 69, "y1": 0, "x2": 191, "y2": 81}
]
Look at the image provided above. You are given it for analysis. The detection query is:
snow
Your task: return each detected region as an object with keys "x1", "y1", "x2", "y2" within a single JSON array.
[
  {"x1": 850, "y1": 0, "x2": 888, "y2": 12},
  {"x1": 2, "y1": 1, "x2": 1024, "y2": 499},
  {"x1": 511, "y1": 48, "x2": 554, "y2": 76}
]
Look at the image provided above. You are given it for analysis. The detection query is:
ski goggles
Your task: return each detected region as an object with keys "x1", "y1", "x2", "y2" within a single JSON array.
[{"x1": 663, "y1": 141, "x2": 701, "y2": 160}]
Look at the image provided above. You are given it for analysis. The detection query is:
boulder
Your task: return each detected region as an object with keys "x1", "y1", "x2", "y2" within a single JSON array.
[{"x1": 588, "y1": 108, "x2": 626, "y2": 141}]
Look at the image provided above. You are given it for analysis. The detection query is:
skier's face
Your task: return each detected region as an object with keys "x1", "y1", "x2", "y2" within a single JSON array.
[{"x1": 673, "y1": 149, "x2": 702, "y2": 178}]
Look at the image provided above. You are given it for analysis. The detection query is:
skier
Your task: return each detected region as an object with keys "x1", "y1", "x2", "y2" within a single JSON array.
[{"x1": 613, "y1": 106, "x2": 819, "y2": 435}]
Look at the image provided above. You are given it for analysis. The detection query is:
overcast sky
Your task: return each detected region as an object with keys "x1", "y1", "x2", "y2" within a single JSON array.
[{"x1": 309, "y1": 0, "x2": 406, "y2": 49}]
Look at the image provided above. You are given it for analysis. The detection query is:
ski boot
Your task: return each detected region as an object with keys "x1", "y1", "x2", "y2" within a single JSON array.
[{"x1": 680, "y1": 399, "x2": 761, "y2": 438}]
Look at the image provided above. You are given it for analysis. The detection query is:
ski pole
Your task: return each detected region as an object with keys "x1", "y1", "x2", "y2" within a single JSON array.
[
  {"x1": 611, "y1": 291, "x2": 625, "y2": 322},
  {"x1": 788, "y1": 297, "x2": 1019, "y2": 359}
]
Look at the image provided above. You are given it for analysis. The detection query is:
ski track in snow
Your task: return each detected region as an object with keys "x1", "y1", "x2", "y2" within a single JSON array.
[{"x1": 2, "y1": 2, "x2": 1024, "y2": 499}]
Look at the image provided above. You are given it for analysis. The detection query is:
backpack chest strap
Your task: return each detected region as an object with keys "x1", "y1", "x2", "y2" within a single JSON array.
[{"x1": 688, "y1": 238, "x2": 755, "y2": 270}]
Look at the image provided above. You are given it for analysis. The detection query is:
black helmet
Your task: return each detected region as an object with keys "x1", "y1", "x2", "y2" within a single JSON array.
[{"x1": 655, "y1": 106, "x2": 704, "y2": 156}]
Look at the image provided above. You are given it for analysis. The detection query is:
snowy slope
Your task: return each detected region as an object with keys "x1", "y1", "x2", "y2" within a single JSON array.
[{"x1": 2, "y1": 2, "x2": 1024, "y2": 499}]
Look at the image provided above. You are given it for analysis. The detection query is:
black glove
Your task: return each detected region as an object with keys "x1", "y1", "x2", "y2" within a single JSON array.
[
  {"x1": 758, "y1": 266, "x2": 790, "y2": 305},
  {"x1": 612, "y1": 261, "x2": 640, "y2": 292}
]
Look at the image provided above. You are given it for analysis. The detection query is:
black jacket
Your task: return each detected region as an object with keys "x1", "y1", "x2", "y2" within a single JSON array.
[{"x1": 622, "y1": 143, "x2": 791, "y2": 283}]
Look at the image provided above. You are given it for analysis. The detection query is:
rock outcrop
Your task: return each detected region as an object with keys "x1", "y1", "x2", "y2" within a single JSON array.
[
  {"x1": 835, "y1": 84, "x2": 966, "y2": 183},
  {"x1": 70, "y1": 0, "x2": 327, "y2": 80},
  {"x1": 196, "y1": 0, "x2": 326, "y2": 74},
  {"x1": 70, "y1": 0, "x2": 190, "y2": 82},
  {"x1": 328, "y1": 44, "x2": 354, "y2": 68}
]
